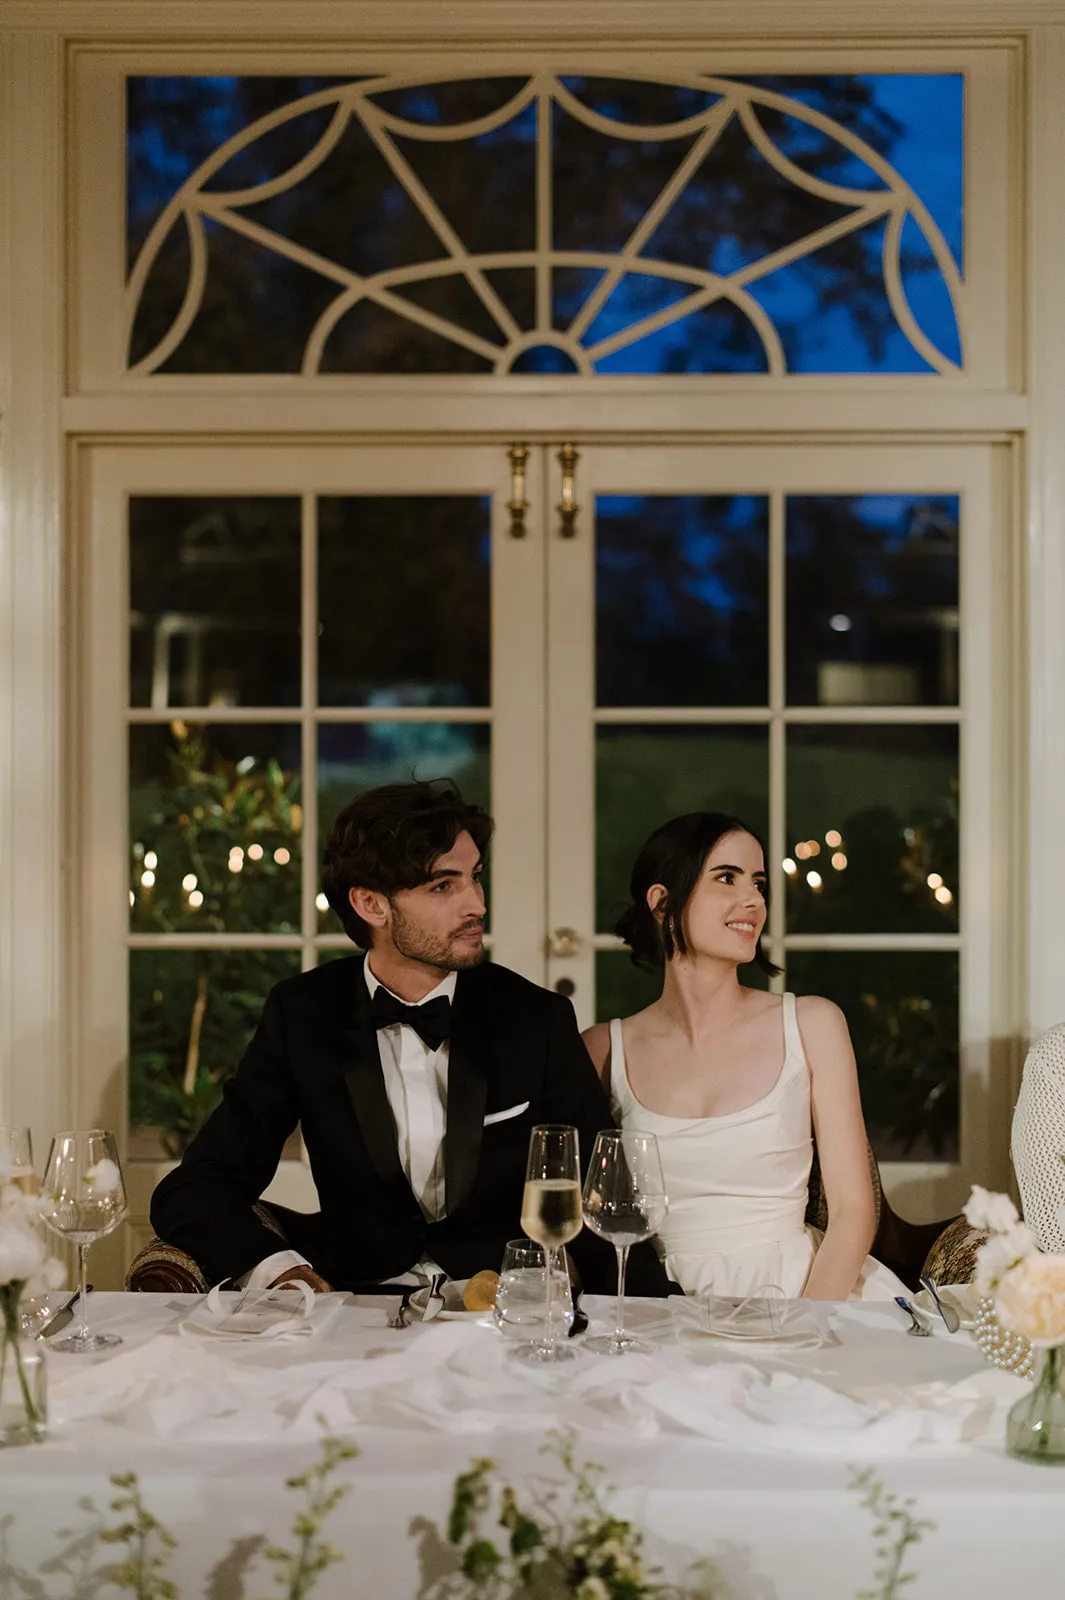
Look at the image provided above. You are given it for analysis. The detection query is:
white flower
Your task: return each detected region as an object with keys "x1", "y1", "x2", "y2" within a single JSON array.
[
  {"x1": 85, "y1": 1157, "x2": 122, "y2": 1194},
  {"x1": 575, "y1": 1580, "x2": 610, "y2": 1600},
  {"x1": 0, "y1": 1228, "x2": 44, "y2": 1286},
  {"x1": 974, "y1": 1222, "x2": 1036, "y2": 1296},
  {"x1": 995, "y1": 1251, "x2": 1065, "y2": 1345},
  {"x1": 596, "y1": 1540, "x2": 628, "y2": 1564},
  {"x1": 964, "y1": 1185, "x2": 1019, "y2": 1234},
  {"x1": 0, "y1": 1172, "x2": 60, "y2": 1292}
]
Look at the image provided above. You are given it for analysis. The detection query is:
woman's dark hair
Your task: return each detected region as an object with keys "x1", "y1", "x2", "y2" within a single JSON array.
[
  {"x1": 322, "y1": 779, "x2": 494, "y2": 947},
  {"x1": 615, "y1": 811, "x2": 781, "y2": 977}
]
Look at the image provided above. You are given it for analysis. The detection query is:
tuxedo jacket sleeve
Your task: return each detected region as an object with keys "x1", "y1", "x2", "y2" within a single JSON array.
[{"x1": 150, "y1": 983, "x2": 306, "y2": 1281}]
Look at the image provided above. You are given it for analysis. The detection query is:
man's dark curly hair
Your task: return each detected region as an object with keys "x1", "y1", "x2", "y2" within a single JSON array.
[{"x1": 321, "y1": 779, "x2": 494, "y2": 948}]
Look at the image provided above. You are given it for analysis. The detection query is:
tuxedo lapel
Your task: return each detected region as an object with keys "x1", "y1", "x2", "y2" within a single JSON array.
[
  {"x1": 444, "y1": 972, "x2": 490, "y2": 1216},
  {"x1": 342, "y1": 960, "x2": 424, "y2": 1223}
]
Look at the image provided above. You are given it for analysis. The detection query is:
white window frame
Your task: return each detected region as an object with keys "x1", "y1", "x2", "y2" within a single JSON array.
[{"x1": 68, "y1": 43, "x2": 1018, "y2": 429}]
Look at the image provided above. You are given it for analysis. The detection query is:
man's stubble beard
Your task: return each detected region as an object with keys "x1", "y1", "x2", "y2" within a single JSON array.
[{"x1": 388, "y1": 904, "x2": 485, "y2": 972}]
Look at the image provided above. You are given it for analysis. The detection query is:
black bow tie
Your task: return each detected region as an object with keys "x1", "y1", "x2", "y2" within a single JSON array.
[{"x1": 369, "y1": 987, "x2": 452, "y2": 1051}]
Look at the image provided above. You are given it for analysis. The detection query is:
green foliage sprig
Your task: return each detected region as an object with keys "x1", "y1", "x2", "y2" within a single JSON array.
[
  {"x1": 850, "y1": 1468, "x2": 935, "y2": 1600},
  {"x1": 431, "y1": 1427, "x2": 698, "y2": 1599},
  {"x1": 98, "y1": 1472, "x2": 178, "y2": 1600},
  {"x1": 262, "y1": 1432, "x2": 359, "y2": 1600}
]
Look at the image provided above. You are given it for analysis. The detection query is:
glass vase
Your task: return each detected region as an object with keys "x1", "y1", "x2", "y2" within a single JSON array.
[
  {"x1": 1006, "y1": 1342, "x2": 1065, "y2": 1464},
  {"x1": 0, "y1": 1288, "x2": 47, "y2": 1446}
]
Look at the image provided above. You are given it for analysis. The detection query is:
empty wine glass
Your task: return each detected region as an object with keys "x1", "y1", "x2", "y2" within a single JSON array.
[
  {"x1": 582, "y1": 1129, "x2": 668, "y2": 1356},
  {"x1": 0, "y1": 1127, "x2": 36, "y2": 1194},
  {"x1": 40, "y1": 1131, "x2": 127, "y2": 1352},
  {"x1": 517, "y1": 1124, "x2": 581, "y2": 1364}
]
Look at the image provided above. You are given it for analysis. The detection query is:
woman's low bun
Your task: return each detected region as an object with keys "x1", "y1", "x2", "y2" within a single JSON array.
[{"x1": 613, "y1": 900, "x2": 664, "y2": 972}]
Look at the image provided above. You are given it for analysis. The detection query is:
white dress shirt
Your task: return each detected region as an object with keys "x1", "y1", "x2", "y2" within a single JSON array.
[{"x1": 243, "y1": 961, "x2": 455, "y2": 1289}]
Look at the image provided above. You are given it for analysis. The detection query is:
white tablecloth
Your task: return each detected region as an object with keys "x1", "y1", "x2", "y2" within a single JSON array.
[{"x1": 1, "y1": 1293, "x2": 1063, "y2": 1598}]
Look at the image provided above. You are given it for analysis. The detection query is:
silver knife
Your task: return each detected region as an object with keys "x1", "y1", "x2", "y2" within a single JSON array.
[{"x1": 38, "y1": 1284, "x2": 91, "y2": 1339}]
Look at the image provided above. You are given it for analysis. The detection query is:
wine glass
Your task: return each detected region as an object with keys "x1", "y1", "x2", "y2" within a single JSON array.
[
  {"x1": 517, "y1": 1124, "x2": 581, "y2": 1363},
  {"x1": 0, "y1": 1127, "x2": 36, "y2": 1194},
  {"x1": 582, "y1": 1129, "x2": 668, "y2": 1356},
  {"x1": 40, "y1": 1131, "x2": 127, "y2": 1352}
]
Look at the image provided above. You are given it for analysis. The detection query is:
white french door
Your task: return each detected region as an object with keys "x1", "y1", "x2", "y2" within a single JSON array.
[
  {"x1": 79, "y1": 435, "x2": 1008, "y2": 1276},
  {"x1": 80, "y1": 441, "x2": 547, "y2": 1272},
  {"x1": 542, "y1": 440, "x2": 1008, "y2": 1215}
]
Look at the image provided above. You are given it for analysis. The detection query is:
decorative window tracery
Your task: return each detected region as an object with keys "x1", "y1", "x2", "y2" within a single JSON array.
[{"x1": 127, "y1": 72, "x2": 963, "y2": 378}]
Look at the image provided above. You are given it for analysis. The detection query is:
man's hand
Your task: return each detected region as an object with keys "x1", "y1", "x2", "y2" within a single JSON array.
[{"x1": 270, "y1": 1264, "x2": 333, "y2": 1294}]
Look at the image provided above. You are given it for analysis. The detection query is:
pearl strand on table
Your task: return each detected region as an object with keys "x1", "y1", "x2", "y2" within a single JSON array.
[{"x1": 974, "y1": 1296, "x2": 1034, "y2": 1379}]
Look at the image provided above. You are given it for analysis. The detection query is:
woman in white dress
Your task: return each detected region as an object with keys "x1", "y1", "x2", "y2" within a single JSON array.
[{"x1": 582, "y1": 811, "x2": 905, "y2": 1302}]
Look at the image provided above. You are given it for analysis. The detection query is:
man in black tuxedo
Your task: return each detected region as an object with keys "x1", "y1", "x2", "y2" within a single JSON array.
[{"x1": 151, "y1": 780, "x2": 673, "y2": 1298}]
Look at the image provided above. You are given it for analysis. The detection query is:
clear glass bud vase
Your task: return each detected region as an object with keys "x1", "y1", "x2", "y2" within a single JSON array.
[
  {"x1": 1006, "y1": 1343, "x2": 1065, "y2": 1464},
  {"x1": 0, "y1": 1289, "x2": 47, "y2": 1446}
]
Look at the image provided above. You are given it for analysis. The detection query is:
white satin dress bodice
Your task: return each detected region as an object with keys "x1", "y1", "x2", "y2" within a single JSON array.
[{"x1": 608, "y1": 993, "x2": 906, "y2": 1302}]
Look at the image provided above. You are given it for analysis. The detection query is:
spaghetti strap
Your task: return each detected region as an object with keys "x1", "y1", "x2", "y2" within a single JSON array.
[
  {"x1": 781, "y1": 991, "x2": 806, "y2": 1070},
  {"x1": 607, "y1": 1018, "x2": 629, "y2": 1116}
]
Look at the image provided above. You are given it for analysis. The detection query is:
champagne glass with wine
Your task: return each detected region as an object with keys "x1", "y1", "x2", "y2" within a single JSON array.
[
  {"x1": 518, "y1": 1124, "x2": 581, "y2": 1363},
  {"x1": 582, "y1": 1129, "x2": 668, "y2": 1355},
  {"x1": 40, "y1": 1131, "x2": 127, "y2": 1353},
  {"x1": 0, "y1": 1128, "x2": 36, "y2": 1194}
]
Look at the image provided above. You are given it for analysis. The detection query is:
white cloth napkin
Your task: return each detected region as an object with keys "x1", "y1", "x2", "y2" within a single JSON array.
[
  {"x1": 671, "y1": 1295, "x2": 839, "y2": 1350},
  {"x1": 178, "y1": 1280, "x2": 315, "y2": 1344},
  {"x1": 179, "y1": 1282, "x2": 328, "y2": 1341}
]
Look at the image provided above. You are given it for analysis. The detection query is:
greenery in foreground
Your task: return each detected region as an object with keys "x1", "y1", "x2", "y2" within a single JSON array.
[{"x1": 0, "y1": 1428, "x2": 933, "y2": 1600}]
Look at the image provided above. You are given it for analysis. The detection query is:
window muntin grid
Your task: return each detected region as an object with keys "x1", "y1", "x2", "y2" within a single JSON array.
[
  {"x1": 588, "y1": 485, "x2": 963, "y2": 1163},
  {"x1": 125, "y1": 72, "x2": 963, "y2": 378},
  {"x1": 126, "y1": 489, "x2": 494, "y2": 1154}
]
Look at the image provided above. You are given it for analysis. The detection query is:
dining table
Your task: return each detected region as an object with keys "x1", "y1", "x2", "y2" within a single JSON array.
[{"x1": 1, "y1": 1289, "x2": 1064, "y2": 1599}]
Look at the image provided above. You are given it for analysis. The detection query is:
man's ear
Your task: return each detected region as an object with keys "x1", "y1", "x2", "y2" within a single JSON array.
[{"x1": 349, "y1": 885, "x2": 390, "y2": 930}]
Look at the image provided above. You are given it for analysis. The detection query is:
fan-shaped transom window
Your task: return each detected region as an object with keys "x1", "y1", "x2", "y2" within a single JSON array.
[{"x1": 126, "y1": 72, "x2": 963, "y2": 378}]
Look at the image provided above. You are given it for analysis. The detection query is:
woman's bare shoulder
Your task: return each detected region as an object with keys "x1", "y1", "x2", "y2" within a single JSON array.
[
  {"x1": 581, "y1": 1021, "x2": 612, "y2": 1075},
  {"x1": 794, "y1": 993, "x2": 848, "y2": 1032},
  {"x1": 794, "y1": 994, "x2": 853, "y2": 1070}
]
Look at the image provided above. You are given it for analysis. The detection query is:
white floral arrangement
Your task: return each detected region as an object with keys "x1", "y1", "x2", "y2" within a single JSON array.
[
  {"x1": 0, "y1": 1151, "x2": 64, "y2": 1442},
  {"x1": 964, "y1": 1184, "x2": 1065, "y2": 1347},
  {"x1": 0, "y1": 1154, "x2": 64, "y2": 1297}
]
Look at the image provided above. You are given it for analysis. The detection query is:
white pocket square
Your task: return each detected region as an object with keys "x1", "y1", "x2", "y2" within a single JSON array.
[{"x1": 483, "y1": 1101, "x2": 530, "y2": 1126}]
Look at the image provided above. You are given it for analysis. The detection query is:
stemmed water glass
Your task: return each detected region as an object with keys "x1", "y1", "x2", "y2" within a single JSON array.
[
  {"x1": 582, "y1": 1129, "x2": 668, "y2": 1356},
  {"x1": 40, "y1": 1131, "x2": 127, "y2": 1352},
  {"x1": 516, "y1": 1124, "x2": 582, "y2": 1364}
]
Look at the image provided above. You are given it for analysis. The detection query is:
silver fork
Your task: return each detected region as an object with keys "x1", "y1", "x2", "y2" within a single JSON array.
[
  {"x1": 894, "y1": 1295, "x2": 932, "y2": 1337},
  {"x1": 387, "y1": 1290, "x2": 414, "y2": 1330}
]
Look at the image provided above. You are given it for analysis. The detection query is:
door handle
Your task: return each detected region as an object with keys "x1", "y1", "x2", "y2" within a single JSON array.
[
  {"x1": 506, "y1": 442, "x2": 529, "y2": 538},
  {"x1": 546, "y1": 925, "x2": 582, "y2": 958},
  {"x1": 556, "y1": 444, "x2": 579, "y2": 538}
]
